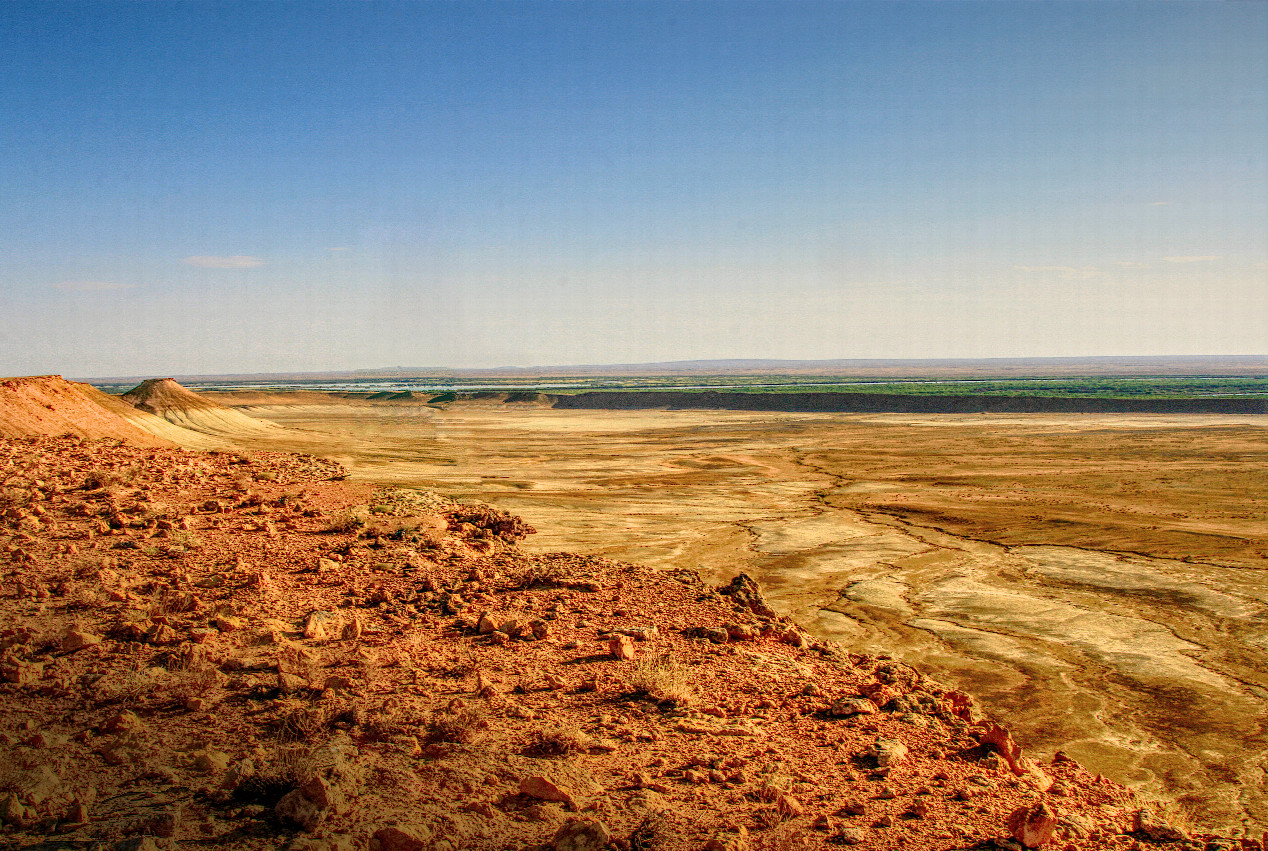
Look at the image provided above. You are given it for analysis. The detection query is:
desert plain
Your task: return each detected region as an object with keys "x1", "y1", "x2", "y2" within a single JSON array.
[{"x1": 215, "y1": 397, "x2": 1268, "y2": 833}]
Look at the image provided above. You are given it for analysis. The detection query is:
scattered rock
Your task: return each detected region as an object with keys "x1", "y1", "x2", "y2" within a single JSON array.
[
  {"x1": 0, "y1": 433, "x2": 1239, "y2": 851},
  {"x1": 372, "y1": 825, "x2": 433, "y2": 851},
  {"x1": 1132, "y1": 809, "x2": 1190, "y2": 843},
  {"x1": 830, "y1": 697, "x2": 878, "y2": 717},
  {"x1": 520, "y1": 774, "x2": 578, "y2": 809},
  {"x1": 717, "y1": 573, "x2": 776, "y2": 618},
  {"x1": 837, "y1": 827, "x2": 866, "y2": 844},
  {"x1": 704, "y1": 827, "x2": 750, "y2": 851},
  {"x1": 869, "y1": 737, "x2": 909, "y2": 767},
  {"x1": 145, "y1": 622, "x2": 178, "y2": 645},
  {"x1": 112, "y1": 838, "x2": 169, "y2": 851},
  {"x1": 304, "y1": 610, "x2": 340, "y2": 641},
  {"x1": 192, "y1": 749, "x2": 230, "y2": 774},
  {"x1": 980, "y1": 722, "x2": 1025, "y2": 775},
  {"x1": 777, "y1": 792, "x2": 805, "y2": 817},
  {"x1": 301, "y1": 774, "x2": 345, "y2": 813},
  {"x1": 550, "y1": 817, "x2": 611, "y2": 851},
  {"x1": 104, "y1": 710, "x2": 143, "y2": 734},
  {"x1": 1007, "y1": 801, "x2": 1059, "y2": 848},
  {"x1": 0, "y1": 793, "x2": 30, "y2": 827},
  {"x1": 608, "y1": 634, "x2": 635, "y2": 661},
  {"x1": 62, "y1": 624, "x2": 103, "y2": 652},
  {"x1": 276, "y1": 788, "x2": 323, "y2": 831},
  {"x1": 2, "y1": 649, "x2": 44, "y2": 685}
]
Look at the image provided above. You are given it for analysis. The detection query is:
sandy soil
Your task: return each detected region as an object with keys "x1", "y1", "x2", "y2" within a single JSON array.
[{"x1": 217, "y1": 402, "x2": 1268, "y2": 836}]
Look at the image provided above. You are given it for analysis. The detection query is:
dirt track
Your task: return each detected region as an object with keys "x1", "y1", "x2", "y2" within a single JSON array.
[{"x1": 226, "y1": 403, "x2": 1268, "y2": 833}]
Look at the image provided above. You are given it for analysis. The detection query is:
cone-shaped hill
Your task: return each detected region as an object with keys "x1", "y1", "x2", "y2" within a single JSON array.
[
  {"x1": 0, "y1": 375, "x2": 189, "y2": 447},
  {"x1": 120, "y1": 378, "x2": 279, "y2": 437}
]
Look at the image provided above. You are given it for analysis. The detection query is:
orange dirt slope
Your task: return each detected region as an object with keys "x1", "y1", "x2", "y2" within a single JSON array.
[{"x1": 0, "y1": 376, "x2": 175, "y2": 448}]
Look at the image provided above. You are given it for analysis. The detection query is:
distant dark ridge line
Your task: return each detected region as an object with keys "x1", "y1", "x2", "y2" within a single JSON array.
[{"x1": 549, "y1": 391, "x2": 1268, "y2": 415}]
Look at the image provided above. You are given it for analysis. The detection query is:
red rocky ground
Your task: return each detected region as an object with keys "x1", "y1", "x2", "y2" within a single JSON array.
[{"x1": 0, "y1": 436, "x2": 1253, "y2": 851}]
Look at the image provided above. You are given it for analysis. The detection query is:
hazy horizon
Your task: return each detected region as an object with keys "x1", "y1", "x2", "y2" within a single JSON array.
[
  {"x1": 67, "y1": 354, "x2": 1268, "y2": 386},
  {"x1": 3, "y1": 2, "x2": 1265, "y2": 376}
]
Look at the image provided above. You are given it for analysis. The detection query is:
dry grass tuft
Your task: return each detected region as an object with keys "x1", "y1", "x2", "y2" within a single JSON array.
[
  {"x1": 428, "y1": 648, "x2": 479, "y2": 680},
  {"x1": 92, "y1": 645, "x2": 154, "y2": 703},
  {"x1": 324, "y1": 506, "x2": 368, "y2": 532},
  {"x1": 629, "y1": 811, "x2": 670, "y2": 851},
  {"x1": 167, "y1": 666, "x2": 220, "y2": 705},
  {"x1": 270, "y1": 698, "x2": 355, "y2": 742},
  {"x1": 751, "y1": 824, "x2": 816, "y2": 850},
  {"x1": 231, "y1": 745, "x2": 314, "y2": 807},
  {"x1": 629, "y1": 653, "x2": 694, "y2": 707},
  {"x1": 359, "y1": 698, "x2": 427, "y2": 742},
  {"x1": 523, "y1": 723, "x2": 589, "y2": 757},
  {"x1": 425, "y1": 707, "x2": 486, "y2": 744}
]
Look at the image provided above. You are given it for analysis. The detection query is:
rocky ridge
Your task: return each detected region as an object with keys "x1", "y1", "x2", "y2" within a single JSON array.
[{"x1": 0, "y1": 434, "x2": 1257, "y2": 851}]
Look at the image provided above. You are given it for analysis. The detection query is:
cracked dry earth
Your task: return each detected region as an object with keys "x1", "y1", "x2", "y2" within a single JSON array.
[
  {"x1": 217, "y1": 404, "x2": 1268, "y2": 836},
  {"x1": 0, "y1": 435, "x2": 1248, "y2": 851}
]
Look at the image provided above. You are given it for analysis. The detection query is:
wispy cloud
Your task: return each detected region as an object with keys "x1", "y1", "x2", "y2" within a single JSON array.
[
  {"x1": 182, "y1": 255, "x2": 266, "y2": 268},
  {"x1": 1151, "y1": 201, "x2": 1171, "y2": 206},
  {"x1": 1114, "y1": 261, "x2": 1150, "y2": 269},
  {"x1": 325, "y1": 246, "x2": 351, "y2": 252},
  {"x1": 1162, "y1": 255, "x2": 1221, "y2": 263},
  {"x1": 50, "y1": 280, "x2": 135, "y2": 292},
  {"x1": 1013, "y1": 265, "x2": 1098, "y2": 279}
]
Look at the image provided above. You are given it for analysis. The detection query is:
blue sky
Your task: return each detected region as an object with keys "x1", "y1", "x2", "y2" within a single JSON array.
[{"x1": 1, "y1": 1, "x2": 1265, "y2": 377}]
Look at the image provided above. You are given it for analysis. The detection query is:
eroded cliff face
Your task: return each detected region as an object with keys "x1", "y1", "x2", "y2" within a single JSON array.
[{"x1": 0, "y1": 434, "x2": 1221, "y2": 850}]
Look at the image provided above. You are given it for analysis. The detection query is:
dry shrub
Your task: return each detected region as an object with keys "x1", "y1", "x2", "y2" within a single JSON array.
[
  {"x1": 751, "y1": 824, "x2": 815, "y2": 850},
  {"x1": 629, "y1": 811, "x2": 670, "y2": 851},
  {"x1": 270, "y1": 697, "x2": 355, "y2": 742},
  {"x1": 325, "y1": 506, "x2": 368, "y2": 532},
  {"x1": 83, "y1": 470, "x2": 123, "y2": 490},
  {"x1": 425, "y1": 707, "x2": 486, "y2": 744},
  {"x1": 232, "y1": 745, "x2": 314, "y2": 807},
  {"x1": 166, "y1": 530, "x2": 203, "y2": 551},
  {"x1": 523, "y1": 724, "x2": 589, "y2": 757},
  {"x1": 428, "y1": 648, "x2": 478, "y2": 680},
  {"x1": 167, "y1": 666, "x2": 220, "y2": 705},
  {"x1": 360, "y1": 698, "x2": 427, "y2": 742},
  {"x1": 92, "y1": 645, "x2": 155, "y2": 703},
  {"x1": 629, "y1": 653, "x2": 694, "y2": 707},
  {"x1": 62, "y1": 582, "x2": 102, "y2": 611}
]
